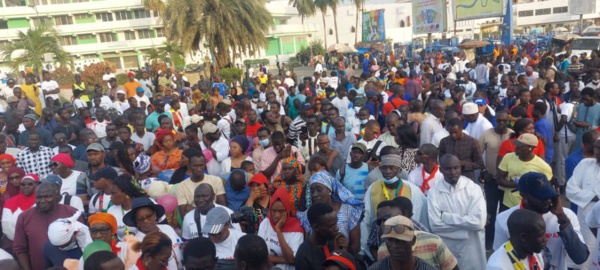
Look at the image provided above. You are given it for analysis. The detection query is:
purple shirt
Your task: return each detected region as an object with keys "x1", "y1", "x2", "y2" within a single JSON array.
[
  {"x1": 405, "y1": 79, "x2": 421, "y2": 100},
  {"x1": 13, "y1": 204, "x2": 79, "y2": 270}
]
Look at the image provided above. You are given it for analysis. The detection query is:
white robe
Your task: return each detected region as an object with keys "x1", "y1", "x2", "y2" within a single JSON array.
[
  {"x1": 360, "y1": 180, "x2": 428, "y2": 255},
  {"x1": 420, "y1": 114, "x2": 443, "y2": 146},
  {"x1": 465, "y1": 114, "x2": 493, "y2": 140},
  {"x1": 427, "y1": 176, "x2": 487, "y2": 270},
  {"x1": 566, "y1": 158, "x2": 600, "y2": 269}
]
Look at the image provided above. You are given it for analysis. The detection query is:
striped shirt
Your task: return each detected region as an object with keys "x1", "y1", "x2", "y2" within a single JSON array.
[
  {"x1": 368, "y1": 256, "x2": 439, "y2": 270},
  {"x1": 376, "y1": 231, "x2": 458, "y2": 270}
]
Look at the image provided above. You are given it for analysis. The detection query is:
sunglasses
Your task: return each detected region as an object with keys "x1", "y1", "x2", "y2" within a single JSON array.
[
  {"x1": 381, "y1": 224, "x2": 413, "y2": 235},
  {"x1": 48, "y1": 162, "x2": 60, "y2": 168},
  {"x1": 8, "y1": 176, "x2": 21, "y2": 180}
]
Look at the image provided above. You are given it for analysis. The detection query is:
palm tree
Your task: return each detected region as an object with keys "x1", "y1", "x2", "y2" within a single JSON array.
[
  {"x1": 144, "y1": 48, "x2": 164, "y2": 64},
  {"x1": 158, "y1": 41, "x2": 185, "y2": 68},
  {"x1": 289, "y1": 0, "x2": 317, "y2": 21},
  {"x1": 160, "y1": 0, "x2": 274, "y2": 69},
  {"x1": 328, "y1": 0, "x2": 340, "y2": 44},
  {"x1": 315, "y1": 0, "x2": 330, "y2": 48},
  {"x1": 142, "y1": 0, "x2": 165, "y2": 13},
  {"x1": 0, "y1": 25, "x2": 71, "y2": 80},
  {"x1": 352, "y1": 0, "x2": 365, "y2": 44}
]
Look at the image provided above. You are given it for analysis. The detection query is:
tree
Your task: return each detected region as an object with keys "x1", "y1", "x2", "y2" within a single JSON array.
[
  {"x1": 329, "y1": 0, "x2": 340, "y2": 44},
  {"x1": 80, "y1": 62, "x2": 116, "y2": 89},
  {"x1": 0, "y1": 25, "x2": 71, "y2": 80},
  {"x1": 159, "y1": 41, "x2": 185, "y2": 69},
  {"x1": 157, "y1": 0, "x2": 274, "y2": 69},
  {"x1": 352, "y1": 0, "x2": 365, "y2": 44},
  {"x1": 142, "y1": 0, "x2": 165, "y2": 14},
  {"x1": 315, "y1": 0, "x2": 330, "y2": 48},
  {"x1": 289, "y1": 0, "x2": 316, "y2": 21},
  {"x1": 144, "y1": 48, "x2": 165, "y2": 65}
]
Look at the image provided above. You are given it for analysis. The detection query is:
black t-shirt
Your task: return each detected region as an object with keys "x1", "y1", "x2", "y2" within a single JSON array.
[{"x1": 294, "y1": 240, "x2": 334, "y2": 270}]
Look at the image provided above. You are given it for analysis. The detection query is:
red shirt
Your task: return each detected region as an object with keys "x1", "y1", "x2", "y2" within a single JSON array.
[
  {"x1": 246, "y1": 121, "x2": 263, "y2": 138},
  {"x1": 383, "y1": 98, "x2": 409, "y2": 116},
  {"x1": 497, "y1": 138, "x2": 545, "y2": 158},
  {"x1": 510, "y1": 104, "x2": 534, "y2": 119}
]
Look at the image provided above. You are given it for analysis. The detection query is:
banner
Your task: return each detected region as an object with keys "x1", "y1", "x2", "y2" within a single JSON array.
[
  {"x1": 413, "y1": 0, "x2": 446, "y2": 35},
  {"x1": 454, "y1": 0, "x2": 504, "y2": 21},
  {"x1": 362, "y1": 9, "x2": 385, "y2": 43}
]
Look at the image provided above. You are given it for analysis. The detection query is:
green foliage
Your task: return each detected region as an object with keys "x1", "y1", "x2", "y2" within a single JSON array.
[
  {"x1": 242, "y1": 59, "x2": 270, "y2": 66},
  {"x1": 0, "y1": 25, "x2": 71, "y2": 77},
  {"x1": 116, "y1": 73, "x2": 129, "y2": 85},
  {"x1": 80, "y1": 62, "x2": 115, "y2": 89},
  {"x1": 51, "y1": 67, "x2": 75, "y2": 86},
  {"x1": 218, "y1": 67, "x2": 243, "y2": 86},
  {"x1": 296, "y1": 39, "x2": 327, "y2": 63}
]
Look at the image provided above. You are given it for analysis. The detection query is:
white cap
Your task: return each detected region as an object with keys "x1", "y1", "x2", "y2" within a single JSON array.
[{"x1": 462, "y1": 102, "x2": 478, "y2": 115}]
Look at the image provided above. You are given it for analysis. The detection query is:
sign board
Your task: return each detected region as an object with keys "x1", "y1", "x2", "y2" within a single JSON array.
[
  {"x1": 412, "y1": 0, "x2": 446, "y2": 35},
  {"x1": 569, "y1": 0, "x2": 596, "y2": 15},
  {"x1": 362, "y1": 9, "x2": 386, "y2": 43},
  {"x1": 454, "y1": 0, "x2": 505, "y2": 21}
]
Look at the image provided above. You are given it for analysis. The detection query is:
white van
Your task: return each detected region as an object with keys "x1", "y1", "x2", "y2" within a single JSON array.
[{"x1": 570, "y1": 36, "x2": 600, "y2": 58}]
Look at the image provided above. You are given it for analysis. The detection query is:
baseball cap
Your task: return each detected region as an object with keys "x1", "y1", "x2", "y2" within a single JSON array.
[
  {"x1": 351, "y1": 143, "x2": 367, "y2": 153},
  {"x1": 366, "y1": 90, "x2": 379, "y2": 99},
  {"x1": 41, "y1": 174, "x2": 62, "y2": 186},
  {"x1": 235, "y1": 118, "x2": 246, "y2": 124},
  {"x1": 474, "y1": 98, "x2": 487, "y2": 106},
  {"x1": 322, "y1": 250, "x2": 358, "y2": 270},
  {"x1": 201, "y1": 123, "x2": 219, "y2": 134},
  {"x1": 201, "y1": 207, "x2": 231, "y2": 234},
  {"x1": 90, "y1": 166, "x2": 118, "y2": 181},
  {"x1": 381, "y1": 215, "x2": 415, "y2": 242},
  {"x1": 127, "y1": 72, "x2": 135, "y2": 77},
  {"x1": 300, "y1": 103, "x2": 312, "y2": 110},
  {"x1": 514, "y1": 133, "x2": 538, "y2": 147},
  {"x1": 86, "y1": 143, "x2": 105, "y2": 152},
  {"x1": 518, "y1": 172, "x2": 557, "y2": 200},
  {"x1": 319, "y1": 78, "x2": 328, "y2": 84},
  {"x1": 136, "y1": 86, "x2": 145, "y2": 93},
  {"x1": 462, "y1": 102, "x2": 478, "y2": 115},
  {"x1": 190, "y1": 114, "x2": 204, "y2": 124},
  {"x1": 116, "y1": 89, "x2": 126, "y2": 95},
  {"x1": 7, "y1": 96, "x2": 18, "y2": 103}
]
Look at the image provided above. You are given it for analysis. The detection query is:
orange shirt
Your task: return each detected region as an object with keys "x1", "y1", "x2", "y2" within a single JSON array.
[{"x1": 124, "y1": 81, "x2": 142, "y2": 98}]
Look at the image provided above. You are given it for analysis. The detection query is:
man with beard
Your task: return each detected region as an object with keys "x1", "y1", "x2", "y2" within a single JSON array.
[
  {"x1": 181, "y1": 183, "x2": 241, "y2": 240},
  {"x1": 487, "y1": 209, "x2": 547, "y2": 269},
  {"x1": 378, "y1": 113, "x2": 401, "y2": 148},
  {"x1": 145, "y1": 100, "x2": 172, "y2": 132},
  {"x1": 54, "y1": 108, "x2": 80, "y2": 145},
  {"x1": 427, "y1": 154, "x2": 486, "y2": 270},
  {"x1": 15, "y1": 132, "x2": 54, "y2": 179},
  {"x1": 496, "y1": 172, "x2": 588, "y2": 270},
  {"x1": 245, "y1": 109, "x2": 262, "y2": 138}
]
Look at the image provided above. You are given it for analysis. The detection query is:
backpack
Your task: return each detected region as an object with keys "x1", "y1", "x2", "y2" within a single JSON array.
[{"x1": 363, "y1": 141, "x2": 383, "y2": 162}]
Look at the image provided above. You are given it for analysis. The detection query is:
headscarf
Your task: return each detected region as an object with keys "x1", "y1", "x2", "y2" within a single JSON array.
[
  {"x1": 88, "y1": 213, "x2": 118, "y2": 235},
  {"x1": 133, "y1": 154, "x2": 151, "y2": 174},
  {"x1": 230, "y1": 135, "x2": 250, "y2": 154},
  {"x1": 0, "y1": 154, "x2": 16, "y2": 168},
  {"x1": 191, "y1": 89, "x2": 203, "y2": 105},
  {"x1": 271, "y1": 157, "x2": 305, "y2": 213},
  {"x1": 48, "y1": 211, "x2": 92, "y2": 249},
  {"x1": 224, "y1": 169, "x2": 250, "y2": 212},
  {"x1": 268, "y1": 187, "x2": 304, "y2": 233},
  {"x1": 306, "y1": 171, "x2": 364, "y2": 208},
  {"x1": 51, "y1": 153, "x2": 75, "y2": 168},
  {"x1": 155, "y1": 129, "x2": 174, "y2": 146},
  {"x1": 4, "y1": 167, "x2": 25, "y2": 198}
]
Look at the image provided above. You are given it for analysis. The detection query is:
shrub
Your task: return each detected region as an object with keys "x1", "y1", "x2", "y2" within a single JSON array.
[
  {"x1": 51, "y1": 67, "x2": 75, "y2": 86},
  {"x1": 116, "y1": 73, "x2": 128, "y2": 85},
  {"x1": 81, "y1": 62, "x2": 116, "y2": 89},
  {"x1": 218, "y1": 67, "x2": 243, "y2": 86}
]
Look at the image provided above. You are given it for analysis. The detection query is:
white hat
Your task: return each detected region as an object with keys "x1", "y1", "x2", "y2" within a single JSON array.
[
  {"x1": 462, "y1": 102, "x2": 478, "y2": 115},
  {"x1": 116, "y1": 89, "x2": 126, "y2": 95}
]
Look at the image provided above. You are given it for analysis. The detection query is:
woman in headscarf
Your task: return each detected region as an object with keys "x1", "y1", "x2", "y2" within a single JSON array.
[
  {"x1": 270, "y1": 157, "x2": 306, "y2": 214},
  {"x1": 1, "y1": 170, "x2": 33, "y2": 252},
  {"x1": 1, "y1": 167, "x2": 24, "y2": 204},
  {"x1": 130, "y1": 231, "x2": 173, "y2": 270},
  {"x1": 88, "y1": 213, "x2": 138, "y2": 269},
  {"x1": 107, "y1": 174, "x2": 148, "y2": 240},
  {"x1": 221, "y1": 135, "x2": 253, "y2": 175},
  {"x1": 123, "y1": 197, "x2": 182, "y2": 269},
  {"x1": 150, "y1": 129, "x2": 183, "y2": 175},
  {"x1": 245, "y1": 173, "x2": 271, "y2": 232},
  {"x1": 224, "y1": 169, "x2": 250, "y2": 212},
  {"x1": 0, "y1": 154, "x2": 15, "y2": 173},
  {"x1": 190, "y1": 89, "x2": 206, "y2": 107},
  {"x1": 297, "y1": 171, "x2": 365, "y2": 254},
  {"x1": 133, "y1": 154, "x2": 156, "y2": 191},
  {"x1": 170, "y1": 148, "x2": 202, "y2": 185},
  {"x1": 257, "y1": 187, "x2": 304, "y2": 270}
]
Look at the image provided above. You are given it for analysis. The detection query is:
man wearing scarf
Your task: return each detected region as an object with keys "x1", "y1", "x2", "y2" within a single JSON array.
[{"x1": 43, "y1": 211, "x2": 92, "y2": 268}]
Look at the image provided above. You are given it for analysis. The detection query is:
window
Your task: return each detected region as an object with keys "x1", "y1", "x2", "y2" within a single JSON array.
[
  {"x1": 74, "y1": 14, "x2": 93, "y2": 20},
  {"x1": 5, "y1": 0, "x2": 26, "y2": 7},
  {"x1": 123, "y1": 56, "x2": 140, "y2": 69},
  {"x1": 518, "y1": 10, "x2": 533, "y2": 17},
  {"x1": 54, "y1": 15, "x2": 73, "y2": 25},
  {"x1": 50, "y1": 0, "x2": 69, "y2": 4},
  {"x1": 32, "y1": 17, "x2": 51, "y2": 26},
  {"x1": 137, "y1": 29, "x2": 154, "y2": 39},
  {"x1": 124, "y1": 31, "x2": 136, "y2": 40},
  {"x1": 71, "y1": 0, "x2": 88, "y2": 2},
  {"x1": 132, "y1": 9, "x2": 151, "y2": 19},
  {"x1": 155, "y1": 28, "x2": 165, "y2": 37},
  {"x1": 115, "y1": 11, "x2": 132, "y2": 21},
  {"x1": 98, "y1": 33, "x2": 116, "y2": 43},
  {"x1": 78, "y1": 34, "x2": 95, "y2": 40},
  {"x1": 535, "y1": 8, "x2": 551, "y2": 16},
  {"x1": 96, "y1": 13, "x2": 113, "y2": 22},
  {"x1": 399, "y1": 20, "x2": 405, "y2": 28},
  {"x1": 60, "y1": 36, "x2": 76, "y2": 46},
  {"x1": 553, "y1": 6, "x2": 568, "y2": 14}
]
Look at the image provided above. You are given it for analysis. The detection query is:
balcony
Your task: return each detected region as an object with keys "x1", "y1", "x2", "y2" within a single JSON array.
[
  {"x1": 0, "y1": 0, "x2": 147, "y2": 18},
  {"x1": 269, "y1": 23, "x2": 318, "y2": 37},
  {"x1": 62, "y1": 36, "x2": 167, "y2": 55}
]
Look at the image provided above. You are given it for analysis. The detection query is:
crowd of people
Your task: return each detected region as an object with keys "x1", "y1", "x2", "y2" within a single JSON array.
[{"x1": 0, "y1": 44, "x2": 598, "y2": 270}]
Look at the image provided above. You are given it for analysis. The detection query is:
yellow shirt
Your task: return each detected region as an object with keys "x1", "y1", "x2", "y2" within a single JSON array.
[
  {"x1": 498, "y1": 153, "x2": 553, "y2": 207},
  {"x1": 20, "y1": 83, "x2": 42, "y2": 115},
  {"x1": 176, "y1": 175, "x2": 225, "y2": 207}
]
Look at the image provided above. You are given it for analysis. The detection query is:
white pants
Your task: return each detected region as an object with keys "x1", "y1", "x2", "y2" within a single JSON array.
[{"x1": 554, "y1": 135, "x2": 576, "y2": 186}]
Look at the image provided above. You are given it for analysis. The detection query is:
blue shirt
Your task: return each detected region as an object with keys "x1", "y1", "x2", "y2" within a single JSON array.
[
  {"x1": 534, "y1": 117, "x2": 554, "y2": 163},
  {"x1": 335, "y1": 163, "x2": 369, "y2": 200},
  {"x1": 212, "y1": 82, "x2": 228, "y2": 97},
  {"x1": 565, "y1": 149, "x2": 584, "y2": 213},
  {"x1": 145, "y1": 111, "x2": 173, "y2": 132},
  {"x1": 362, "y1": 58, "x2": 370, "y2": 74},
  {"x1": 43, "y1": 242, "x2": 82, "y2": 268}
]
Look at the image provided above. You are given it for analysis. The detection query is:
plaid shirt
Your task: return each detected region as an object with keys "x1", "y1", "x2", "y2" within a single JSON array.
[
  {"x1": 438, "y1": 134, "x2": 485, "y2": 180},
  {"x1": 15, "y1": 146, "x2": 54, "y2": 179}
]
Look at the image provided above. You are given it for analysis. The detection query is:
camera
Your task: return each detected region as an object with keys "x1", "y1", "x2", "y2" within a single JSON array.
[{"x1": 231, "y1": 206, "x2": 259, "y2": 234}]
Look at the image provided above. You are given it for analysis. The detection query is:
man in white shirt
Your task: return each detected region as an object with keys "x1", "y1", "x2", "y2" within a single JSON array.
[
  {"x1": 586, "y1": 72, "x2": 600, "y2": 90},
  {"x1": 0, "y1": 78, "x2": 16, "y2": 100},
  {"x1": 40, "y1": 71, "x2": 60, "y2": 106},
  {"x1": 87, "y1": 108, "x2": 111, "y2": 139},
  {"x1": 182, "y1": 183, "x2": 241, "y2": 240},
  {"x1": 348, "y1": 120, "x2": 387, "y2": 163},
  {"x1": 486, "y1": 209, "x2": 546, "y2": 270},
  {"x1": 555, "y1": 91, "x2": 578, "y2": 187},
  {"x1": 283, "y1": 71, "x2": 295, "y2": 88},
  {"x1": 133, "y1": 87, "x2": 150, "y2": 109},
  {"x1": 566, "y1": 138, "x2": 600, "y2": 269},
  {"x1": 460, "y1": 73, "x2": 477, "y2": 101},
  {"x1": 427, "y1": 154, "x2": 486, "y2": 270},
  {"x1": 138, "y1": 70, "x2": 154, "y2": 99},
  {"x1": 202, "y1": 207, "x2": 245, "y2": 260},
  {"x1": 102, "y1": 67, "x2": 115, "y2": 89},
  {"x1": 496, "y1": 172, "x2": 589, "y2": 270},
  {"x1": 330, "y1": 88, "x2": 350, "y2": 121},
  {"x1": 407, "y1": 144, "x2": 444, "y2": 195},
  {"x1": 463, "y1": 102, "x2": 493, "y2": 140},
  {"x1": 420, "y1": 100, "x2": 445, "y2": 146}
]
